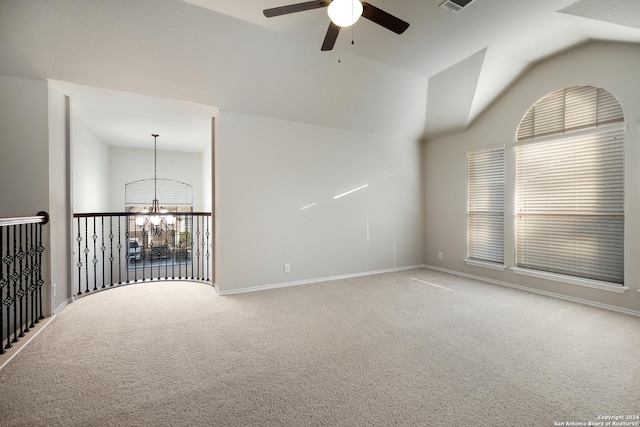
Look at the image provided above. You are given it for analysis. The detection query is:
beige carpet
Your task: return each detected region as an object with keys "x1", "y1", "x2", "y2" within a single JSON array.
[{"x1": 0, "y1": 268, "x2": 639, "y2": 426}]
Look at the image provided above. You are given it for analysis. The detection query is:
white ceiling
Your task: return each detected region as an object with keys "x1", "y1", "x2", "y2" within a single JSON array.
[
  {"x1": 52, "y1": 81, "x2": 218, "y2": 152},
  {"x1": 182, "y1": 0, "x2": 640, "y2": 77},
  {"x1": 182, "y1": 0, "x2": 640, "y2": 137},
  {"x1": 32, "y1": 0, "x2": 640, "y2": 146}
]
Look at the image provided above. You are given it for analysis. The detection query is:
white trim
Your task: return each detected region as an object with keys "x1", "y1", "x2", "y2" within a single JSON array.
[
  {"x1": 0, "y1": 315, "x2": 57, "y2": 371},
  {"x1": 425, "y1": 265, "x2": 640, "y2": 318},
  {"x1": 511, "y1": 267, "x2": 628, "y2": 293},
  {"x1": 218, "y1": 265, "x2": 426, "y2": 296},
  {"x1": 213, "y1": 282, "x2": 222, "y2": 296},
  {"x1": 514, "y1": 122, "x2": 626, "y2": 147},
  {"x1": 53, "y1": 298, "x2": 72, "y2": 315},
  {"x1": 464, "y1": 259, "x2": 506, "y2": 271},
  {"x1": 466, "y1": 143, "x2": 505, "y2": 155}
]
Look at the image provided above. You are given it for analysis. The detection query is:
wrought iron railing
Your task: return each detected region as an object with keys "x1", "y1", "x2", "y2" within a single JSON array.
[
  {"x1": 0, "y1": 212, "x2": 48, "y2": 355},
  {"x1": 73, "y1": 212, "x2": 212, "y2": 297}
]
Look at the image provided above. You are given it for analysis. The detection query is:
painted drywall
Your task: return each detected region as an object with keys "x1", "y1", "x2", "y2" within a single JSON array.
[
  {"x1": 201, "y1": 135, "x2": 213, "y2": 212},
  {"x1": 48, "y1": 83, "x2": 72, "y2": 314},
  {"x1": 71, "y1": 110, "x2": 110, "y2": 213},
  {"x1": 0, "y1": 0, "x2": 427, "y2": 141},
  {"x1": 0, "y1": 0, "x2": 427, "y2": 298},
  {"x1": 216, "y1": 111, "x2": 424, "y2": 293},
  {"x1": 108, "y1": 147, "x2": 203, "y2": 212},
  {"x1": 0, "y1": 75, "x2": 49, "y2": 217},
  {"x1": 0, "y1": 75, "x2": 54, "y2": 315},
  {"x1": 424, "y1": 41, "x2": 640, "y2": 313}
]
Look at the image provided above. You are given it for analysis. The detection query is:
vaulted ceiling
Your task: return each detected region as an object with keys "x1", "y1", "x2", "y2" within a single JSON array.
[
  {"x1": 183, "y1": 0, "x2": 640, "y2": 137},
  {"x1": 1, "y1": 0, "x2": 639, "y2": 145}
]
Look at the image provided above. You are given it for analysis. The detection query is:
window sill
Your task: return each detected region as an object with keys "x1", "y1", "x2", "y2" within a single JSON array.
[
  {"x1": 510, "y1": 267, "x2": 628, "y2": 294},
  {"x1": 464, "y1": 259, "x2": 506, "y2": 271}
]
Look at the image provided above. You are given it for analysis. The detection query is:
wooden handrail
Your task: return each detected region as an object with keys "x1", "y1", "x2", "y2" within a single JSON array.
[
  {"x1": 73, "y1": 212, "x2": 211, "y2": 218},
  {"x1": 0, "y1": 211, "x2": 49, "y2": 227}
]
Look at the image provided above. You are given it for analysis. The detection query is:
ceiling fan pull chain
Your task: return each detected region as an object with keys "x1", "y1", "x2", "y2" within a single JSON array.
[{"x1": 350, "y1": 1, "x2": 354, "y2": 45}]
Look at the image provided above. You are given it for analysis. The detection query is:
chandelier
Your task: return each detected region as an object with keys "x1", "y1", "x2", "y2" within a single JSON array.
[{"x1": 135, "y1": 133, "x2": 175, "y2": 234}]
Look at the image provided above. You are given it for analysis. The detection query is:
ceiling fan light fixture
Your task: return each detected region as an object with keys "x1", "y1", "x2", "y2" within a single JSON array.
[{"x1": 327, "y1": 0, "x2": 363, "y2": 27}]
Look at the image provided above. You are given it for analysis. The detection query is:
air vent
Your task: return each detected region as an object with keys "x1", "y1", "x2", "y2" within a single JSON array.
[{"x1": 439, "y1": 0, "x2": 477, "y2": 14}]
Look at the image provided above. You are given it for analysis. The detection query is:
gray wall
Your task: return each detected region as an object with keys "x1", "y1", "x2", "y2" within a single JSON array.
[
  {"x1": 0, "y1": 75, "x2": 49, "y2": 217},
  {"x1": 48, "y1": 83, "x2": 73, "y2": 313},
  {"x1": 71, "y1": 110, "x2": 110, "y2": 213},
  {"x1": 216, "y1": 111, "x2": 424, "y2": 293},
  {"x1": 0, "y1": 75, "x2": 56, "y2": 315},
  {"x1": 424, "y1": 41, "x2": 640, "y2": 314},
  {"x1": 108, "y1": 147, "x2": 204, "y2": 212}
]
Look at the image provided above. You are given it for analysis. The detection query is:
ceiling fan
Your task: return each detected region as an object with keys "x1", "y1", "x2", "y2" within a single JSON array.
[{"x1": 263, "y1": 0, "x2": 409, "y2": 51}]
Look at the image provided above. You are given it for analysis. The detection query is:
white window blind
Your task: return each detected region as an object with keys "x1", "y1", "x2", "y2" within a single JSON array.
[
  {"x1": 515, "y1": 85, "x2": 624, "y2": 285},
  {"x1": 467, "y1": 147, "x2": 504, "y2": 264},
  {"x1": 125, "y1": 178, "x2": 193, "y2": 207},
  {"x1": 517, "y1": 85, "x2": 623, "y2": 141}
]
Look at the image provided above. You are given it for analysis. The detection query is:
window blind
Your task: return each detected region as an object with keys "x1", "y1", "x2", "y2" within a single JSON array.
[
  {"x1": 467, "y1": 147, "x2": 504, "y2": 264},
  {"x1": 515, "y1": 85, "x2": 625, "y2": 284},
  {"x1": 517, "y1": 86, "x2": 624, "y2": 141},
  {"x1": 515, "y1": 127, "x2": 624, "y2": 284},
  {"x1": 125, "y1": 178, "x2": 194, "y2": 207}
]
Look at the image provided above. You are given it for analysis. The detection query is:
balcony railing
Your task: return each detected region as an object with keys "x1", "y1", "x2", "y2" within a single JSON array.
[
  {"x1": 0, "y1": 212, "x2": 48, "y2": 354},
  {"x1": 73, "y1": 212, "x2": 212, "y2": 297}
]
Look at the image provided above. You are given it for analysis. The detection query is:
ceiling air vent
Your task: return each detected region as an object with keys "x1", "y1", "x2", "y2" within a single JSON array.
[{"x1": 439, "y1": 0, "x2": 477, "y2": 14}]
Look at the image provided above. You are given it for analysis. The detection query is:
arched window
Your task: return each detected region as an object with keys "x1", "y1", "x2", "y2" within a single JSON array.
[
  {"x1": 514, "y1": 85, "x2": 624, "y2": 285},
  {"x1": 125, "y1": 178, "x2": 193, "y2": 209},
  {"x1": 125, "y1": 179, "x2": 194, "y2": 266}
]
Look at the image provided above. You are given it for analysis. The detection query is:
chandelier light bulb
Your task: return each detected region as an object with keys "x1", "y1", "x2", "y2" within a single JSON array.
[{"x1": 328, "y1": 0, "x2": 363, "y2": 27}]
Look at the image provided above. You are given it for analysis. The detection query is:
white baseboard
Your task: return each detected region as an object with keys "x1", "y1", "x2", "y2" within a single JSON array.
[
  {"x1": 0, "y1": 315, "x2": 57, "y2": 371},
  {"x1": 218, "y1": 265, "x2": 426, "y2": 296},
  {"x1": 425, "y1": 265, "x2": 640, "y2": 318},
  {"x1": 53, "y1": 298, "x2": 72, "y2": 316},
  {"x1": 213, "y1": 282, "x2": 222, "y2": 296}
]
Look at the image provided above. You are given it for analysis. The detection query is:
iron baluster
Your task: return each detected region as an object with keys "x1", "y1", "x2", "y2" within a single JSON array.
[
  {"x1": 36, "y1": 220, "x2": 44, "y2": 320},
  {"x1": 195, "y1": 218, "x2": 200, "y2": 280},
  {"x1": 117, "y1": 217, "x2": 122, "y2": 285},
  {"x1": 101, "y1": 216, "x2": 106, "y2": 289},
  {"x1": 151, "y1": 228, "x2": 156, "y2": 279},
  {"x1": 27, "y1": 223, "x2": 34, "y2": 328},
  {"x1": 11, "y1": 225, "x2": 18, "y2": 343},
  {"x1": 0, "y1": 213, "x2": 47, "y2": 353},
  {"x1": 164, "y1": 225, "x2": 169, "y2": 280},
  {"x1": 171, "y1": 227, "x2": 175, "y2": 280},
  {"x1": 17, "y1": 224, "x2": 26, "y2": 338},
  {"x1": 23, "y1": 224, "x2": 31, "y2": 332},
  {"x1": 206, "y1": 216, "x2": 211, "y2": 282},
  {"x1": 0, "y1": 227, "x2": 4, "y2": 354},
  {"x1": 84, "y1": 217, "x2": 89, "y2": 294},
  {"x1": 4, "y1": 227, "x2": 12, "y2": 350},
  {"x1": 76, "y1": 216, "x2": 82, "y2": 295},
  {"x1": 92, "y1": 217, "x2": 98, "y2": 291},
  {"x1": 140, "y1": 224, "x2": 145, "y2": 281},
  {"x1": 70, "y1": 212, "x2": 211, "y2": 293},
  {"x1": 109, "y1": 216, "x2": 114, "y2": 287},
  {"x1": 126, "y1": 219, "x2": 133, "y2": 283}
]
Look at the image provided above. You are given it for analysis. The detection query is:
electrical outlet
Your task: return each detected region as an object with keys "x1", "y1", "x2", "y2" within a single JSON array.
[
  {"x1": 438, "y1": 252, "x2": 443, "y2": 260},
  {"x1": 284, "y1": 263, "x2": 291, "y2": 273},
  {"x1": 52, "y1": 283, "x2": 57, "y2": 297}
]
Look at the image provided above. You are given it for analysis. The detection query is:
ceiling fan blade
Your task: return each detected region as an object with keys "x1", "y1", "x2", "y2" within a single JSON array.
[
  {"x1": 361, "y1": 2, "x2": 409, "y2": 34},
  {"x1": 321, "y1": 21, "x2": 341, "y2": 51},
  {"x1": 264, "y1": 1, "x2": 330, "y2": 18}
]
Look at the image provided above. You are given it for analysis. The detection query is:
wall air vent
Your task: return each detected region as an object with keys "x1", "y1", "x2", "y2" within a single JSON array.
[{"x1": 439, "y1": 0, "x2": 477, "y2": 14}]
